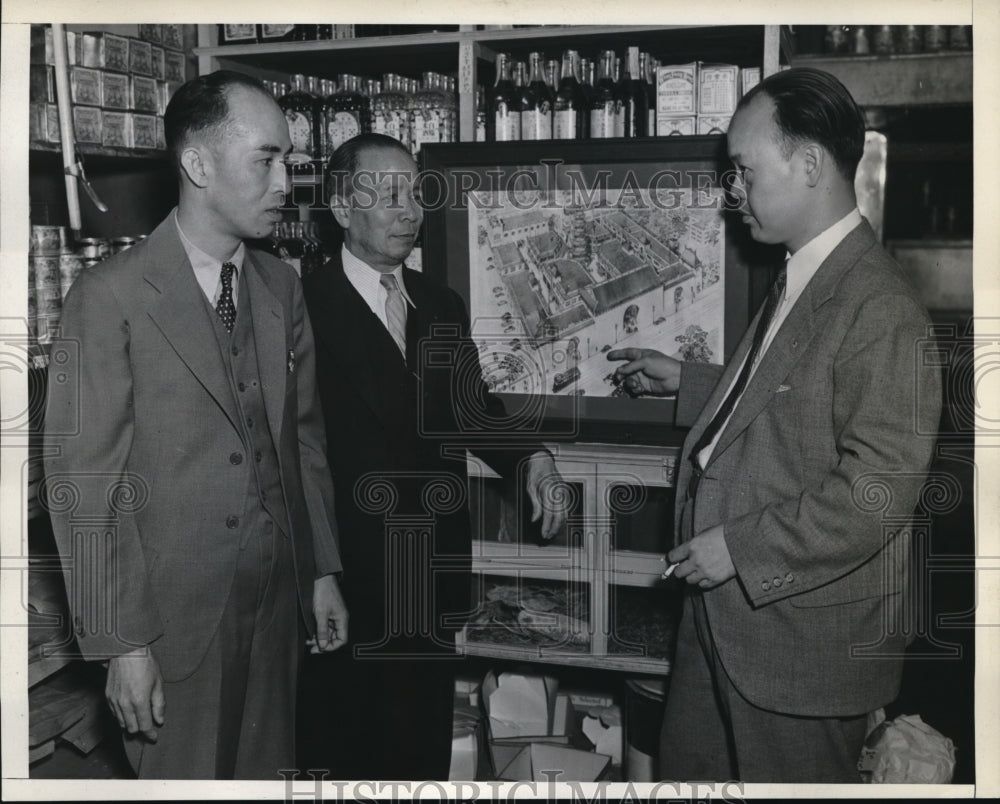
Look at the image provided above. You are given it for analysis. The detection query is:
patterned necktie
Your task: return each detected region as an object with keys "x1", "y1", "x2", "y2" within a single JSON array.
[
  {"x1": 380, "y1": 272, "x2": 408, "y2": 358},
  {"x1": 690, "y1": 266, "x2": 787, "y2": 462},
  {"x1": 216, "y1": 261, "x2": 237, "y2": 334}
]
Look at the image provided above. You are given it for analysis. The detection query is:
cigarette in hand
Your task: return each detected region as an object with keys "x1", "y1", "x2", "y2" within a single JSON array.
[{"x1": 661, "y1": 561, "x2": 680, "y2": 579}]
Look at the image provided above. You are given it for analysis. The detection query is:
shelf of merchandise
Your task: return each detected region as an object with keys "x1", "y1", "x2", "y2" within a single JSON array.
[{"x1": 29, "y1": 141, "x2": 168, "y2": 161}]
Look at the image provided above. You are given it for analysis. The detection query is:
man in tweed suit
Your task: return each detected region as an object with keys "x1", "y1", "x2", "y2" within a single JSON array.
[{"x1": 609, "y1": 68, "x2": 941, "y2": 781}]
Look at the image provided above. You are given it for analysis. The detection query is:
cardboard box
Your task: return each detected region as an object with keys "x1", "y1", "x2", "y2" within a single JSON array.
[
  {"x1": 656, "y1": 63, "x2": 698, "y2": 117},
  {"x1": 32, "y1": 26, "x2": 78, "y2": 66},
  {"x1": 70, "y1": 66, "x2": 103, "y2": 107},
  {"x1": 484, "y1": 671, "x2": 559, "y2": 739},
  {"x1": 80, "y1": 31, "x2": 129, "y2": 73},
  {"x1": 697, "y1": 114, "x2": 732, "y2": 135},
  {"x1": 698, "y1": 62, "x2": 739, "y2": 114},
  {"x1": 30, "y1": 64, "x2": 55, "y2": 104},
  {"x1": 151, "y1": 45, "x2": 165, "y2": 80},
  {"x1": 496, "y1": 743, "x2": 611, "y2": 782},
  {"x1": 581, "y1": 705, "x2": 622, "y2": 764},
  {"x1": 102, "y1": 111, "x2": 133, "y2": 148},
  {"x1": 740, "y1": 66, "x2": 761, "y2": 96},
  {"x1": 132, "y1": 114, "x2": 158, "y2": 149},
  {"x1": 161, "y1": 24, "x2": 184, "y2": 50},
  {"x1": 72, "y1": 105, "x2": 103, "y2": 144},
  {"x1": 29, "y1": 103, "x2": 61, "y2": 143},
  {"x1": 130, "y1": 75, "x2": 159, "y2": 113},
  {"x1": 155, "y1": 116, "x2": 166, "y2": 150},
  {"x1": 656, "y1": 115, "x2": 696, "y2": 137},
  {"x1": 164, "y1": 49, "x2": 186, "y2": 83},
  {"x1": 158, "y1": 80, "x2": 183, "y2": 115},
  {"x1": 101, "y1": 71, "x2": 130, "y2": 110},
  {"x1": 129, "y1": 38, "x2": 153, "y2": 77},
  {"x1": 138, "y1": 23, "x2": 163, "y2": 44}
]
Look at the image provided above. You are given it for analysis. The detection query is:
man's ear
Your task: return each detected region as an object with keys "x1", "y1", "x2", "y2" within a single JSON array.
[
  {"x1": 329, "y1": 194, "x2": 351, "y2": 229},
  {"x1": 179, "y1": 146, "x2": 210, "y2": 189},
  {"x1": 801, "y1": 142, "x2": 825, "y2": 188}
]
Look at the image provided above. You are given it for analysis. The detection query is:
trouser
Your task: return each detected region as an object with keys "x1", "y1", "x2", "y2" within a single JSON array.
[
  {"x1": 659, "y1": 592, "x2": 868, "y2": 783},
  {"x1": 123, "y1": 513, "x2": 299, "y2": 779}
]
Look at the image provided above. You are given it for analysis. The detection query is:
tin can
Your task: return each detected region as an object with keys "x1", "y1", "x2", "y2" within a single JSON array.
[
  {"x1": 924, "y1": 25, "x2": 947, "y2": 52},
  {"x1": 110, "y1": 236, "x2": 137, "y2": 254},
  {"x1": 851, "y1": 26, "x2": 871, "y2": 55},
  {"x1": 825, "y1": 25, "x2": 849, "y2": 55},
  {"x1": 30, "y1": 225, "x2": 66, "y2": 255},
  {"x1": 59, "y1": 252, "x2": 84, "y2": 300},
  {"x1": 76, "y1": 237, "x2": 109, "y2": 260},
  {"x1": 898, "y1": 25, "x2": 923, "y2": 54},
  {"x1": 948, "y1": 25, "x2": 971, "y2": 51},
  {"x1": 873, "y1": 25, "x2": 895, "y2": 55},
  {"x1": 31, "y1": 254, "x2": 61, "y2": 290}
]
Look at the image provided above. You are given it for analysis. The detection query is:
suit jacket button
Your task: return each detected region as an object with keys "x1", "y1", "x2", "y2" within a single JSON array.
[
  {"x1": 761, "y1": 581, "x2": 771, "y2": 592},
  {"x1": 230, "y1": 452, "x2": 243, "y2": 465},
  {"x1": 226, "y1": 515, "x2": 239, "y2": 529},
  {"x1": 773, "y1": 577, "x2": 782, "y2": 588},
  {"x1": 785, "y1": 572, "x2": 794, "y2": 583}
]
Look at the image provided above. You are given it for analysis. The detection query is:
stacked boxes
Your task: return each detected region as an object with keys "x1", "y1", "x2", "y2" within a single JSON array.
[
  {"x1": 29, "y1": 24, "x2": 185, "y2": 151},
  {"x1": 656, "y1": 62, "x2": 761, "y2": 137}
]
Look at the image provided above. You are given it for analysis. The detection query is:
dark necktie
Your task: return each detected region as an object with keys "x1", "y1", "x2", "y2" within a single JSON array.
[
  {"x1": 380, "y1": 272, "x2": 408, "y2": 358},
  {"x1": 216, "y1": 261, "x2": 237, "y2": 334},
  {"x1": 689, "y1": 267, "x2": 787, "y2": 464}
]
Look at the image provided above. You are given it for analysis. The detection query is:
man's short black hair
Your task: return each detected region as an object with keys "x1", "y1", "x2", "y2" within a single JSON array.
[
  {"x1": 738, "y1": 67, "x2": 866, "y2": 182},
  {"x1": 325, "y1": 133, "x2": 414, "y2": 206},
  {"x1": 164, "y1": 69, "x2": 271, "y2": 175}
]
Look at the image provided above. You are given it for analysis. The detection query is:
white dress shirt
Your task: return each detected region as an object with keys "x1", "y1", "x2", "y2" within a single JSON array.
[
  {"x1": 175, "y1": 209, "x2": 246, "y2": 310},
  {"x1": 341, "y1": 244, "x2": 415, "y2": 332},
  {"x1": 696, "y1": 208, "x2": 863, "y2": 469}
]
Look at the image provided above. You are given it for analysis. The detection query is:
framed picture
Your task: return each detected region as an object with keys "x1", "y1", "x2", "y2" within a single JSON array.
[{"x1": 420, "y1": 137, "x2": 781, "y2": 445}]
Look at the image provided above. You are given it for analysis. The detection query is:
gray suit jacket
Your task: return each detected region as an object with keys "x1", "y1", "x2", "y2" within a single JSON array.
[
  {"x1": 44, "y1": 213, "x2": 341, "y2": 682},
  {"x1": 674, "y1": 219, "x2": 941, "y2": 716}
]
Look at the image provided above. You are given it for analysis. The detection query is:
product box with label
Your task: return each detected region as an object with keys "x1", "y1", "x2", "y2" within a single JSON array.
[
  {"x1": 70, "y1": 66, "x2": 103, "y2": 107},
  {"x1": 130, "y1": 75, "x2": 160, "y2": 113},
  {"x1": 164, "y1": 49, "x2": 186, "y2": 83},
  {"x1": 32, "y1": 26, "x2": 78, "y2": 66},
  {"x1": 656, "y1": 62, "x2": 698, "y2": 118},
  {"x1": 29, "y1": 103, "x2": 61, "y2": 143},
  {"x1": 129, "y1": 38, "x2": 153, "y2": 77},
  {"x1": 698, "y1": 62, "x2": 739, "y2": 115},
  {"x1": 101, "y1": 71, "x2": 130, "y2": 110},
  {"x1": 656, "y1": 115, "x2": 696, "y2": 137},
  {"x1": 496, "y1": 743, "x2": 611, "y2": 783},
  {"x1": 157, "y1": 81, "x2": 183, "y2": 115},
  {"x1": 151, "y1": 45, "x2": 165, "y2": 80},
  {"x1": 161, "y1": 24, "x2": 184, "y2": 50},
  {"x1": 697, "y1": 114, "x2": 732, "y2": 135},
  {"x1": 30, "y1": 64, "x2": 55, "y2": 104},
  {"x1": 72, "y1": 105, "x2": 103, "y2": 144},
  {"x1": 138, "y1": 24, "x2": 163, "y2": 44},
  {"x1": 132, "y1": 113, "x2": 158, "y2": 149},
  {"x1": 102, "y1": 110, "x2": 133, "y2": 148},
  {"x1": 155, "y1": 116, "x2": 166, "y2": 150},
  {"x1": 80, "y1": 31, "x2": 130, "y2": 73},
  {"x1": 740, "y1": 66, "x2": 761, "y2": 97}
]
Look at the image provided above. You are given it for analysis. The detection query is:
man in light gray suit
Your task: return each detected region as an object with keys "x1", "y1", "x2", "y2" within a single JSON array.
[
  {"x1": 610, "y1": 68, "x2": 941, "y2": 782},
  {"x1": 44, "y1": 70, "x2": 348, "y2": 779}
]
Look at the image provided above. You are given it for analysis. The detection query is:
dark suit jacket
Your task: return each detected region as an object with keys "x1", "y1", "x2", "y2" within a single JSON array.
[
  {"x1": 44, "y1": 213, "x2": 342, "y2": 682},
  {"x1": 303, "y1": 251, "x2": 535, "y2": 651},
  {"x1": 673, "y1": 220, "x2": 942, "y2": 716}
]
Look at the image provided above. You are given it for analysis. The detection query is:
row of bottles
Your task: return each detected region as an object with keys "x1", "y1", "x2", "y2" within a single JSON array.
[
  {"x1": 270, "y1": 72, "x2": 458, "y2": 161},
  {"x1": 484, "y1": 47, "x2": 656, "y2": 142},
  {"x1": 258, "y1": 221, "x2": 326, "y2": 277}
]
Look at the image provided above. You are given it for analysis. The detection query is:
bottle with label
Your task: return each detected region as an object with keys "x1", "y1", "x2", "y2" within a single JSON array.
[
  {"x1": 443, "y1": 76, "x2": 458, "y2": 144},
  {"x1": 642, "y1": 52, "x2": 656, "y2": 136},
  {"x1": 325, "y1": 74, "x2": 371, "y2": 157},
  {"x1": 546, "y1": 59, "x2": 560, "y2": 94},
  {"x1": 554, "y1": 50, "x2": 587, "y2": 139},
  {"x1": 521, "y1": 51, "x2": 553, "y2": 140},
  {"x1": 489, "y1": 52, "x2": 521, "y2": 142},
  {"x1": 475, "y1": 86, "x2": 487, "y2": 142},
  {"x1": 372, "y1": 73, "x2": 411, "y2": 151},
  {"x1": 617, "y1": 46, "x2": 648, "y2": 137},
  {"x1": 410, "y1": 72, "x2": 451, "y2": 155},
  {"x1": 259, "y1": 24, "x2": 298, "y2": 43},
  {"x1": 279, "y1": 74, "x2": 318, "y2": 158},
  {"x1": 590, "y1": 50, "x2": 620, "y2": 139}
]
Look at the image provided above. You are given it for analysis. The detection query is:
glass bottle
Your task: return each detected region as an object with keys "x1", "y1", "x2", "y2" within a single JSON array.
[
  {"x1": 489, "y1": 52, "x2": 521, "y2": 142},
  {"x1": 546, "y1": 59, "x2": 560, "y2": 94},
  {"x1": 443, "y1": 76, "x2": 458, "y2": 143},
  {"x1": 554, "y1": 50, "x2": 587, "y2": 139},
  {"x1": 642, "y1": 52, "x2": 656, "y2": 136},
  {"x1": 475, "y1": 86, "x2": 487, "y2": 142},
  {"x1": 590, "y1": 49, "x2": 619, "y2": 139},
  {"x1": 617, "y1": 46, "x2": 648, "y2": 137},
  {"x1": 372, "y1": 73, "x2": 411, "y2": 151},
  {"x1": 326, "y1": 74, "x2": 371, "y2": 157},
  {"x1": 410, "y1": 72, "x2": 451, "y2": 154},
  {"x1": 521, "y1": 51, "x2": 553, "y2": 140},
  {"x1": 280, "y1": 74, "x2": 319, "y2": 158}
]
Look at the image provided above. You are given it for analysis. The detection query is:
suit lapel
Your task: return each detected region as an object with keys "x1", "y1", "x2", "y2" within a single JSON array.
[
  {"x1": 143, "y1": 218, "x2": 240, "y2": 432},
  {"x1": 242, "y1": 252, "x2": 286, "y2": 448}
]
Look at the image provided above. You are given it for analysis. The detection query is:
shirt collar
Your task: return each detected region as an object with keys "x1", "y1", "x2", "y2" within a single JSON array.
[
  {"x1": 784, "y1": 208, "x2": 862, "y2": 299},
  {"x1": 174, "y1": 208, "x2": 246, "y2": 276},
  {"x1": 341, "y1": 244, "x2": 415, "y2": 309}
]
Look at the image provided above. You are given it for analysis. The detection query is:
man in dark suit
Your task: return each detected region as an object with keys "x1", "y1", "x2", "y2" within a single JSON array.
[
  {"x1": 298, "y1": 133, "x2": 566, "y2": 780},
  {"x1": 44, "y1": 70, "x2": 348, "y2": 779},
  {"x1": 609, "y1": 68, "x2": 942, "y2": 782}
]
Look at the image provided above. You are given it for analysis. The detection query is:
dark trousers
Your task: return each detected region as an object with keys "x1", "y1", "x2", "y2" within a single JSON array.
[
  {"x1": 297, "y1": 646, "x2": 458, "y2": 780},
  {"x1": 659, "y1": 592, "x2": 868, "y2": 783},
  {"x1": 123, "y1": 514, "x2": 299, "y2": 779}
]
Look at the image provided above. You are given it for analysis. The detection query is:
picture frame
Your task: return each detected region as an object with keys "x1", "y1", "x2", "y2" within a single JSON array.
[{"x1": 420, "y1": 137, "x2": 781, "y2": 445}]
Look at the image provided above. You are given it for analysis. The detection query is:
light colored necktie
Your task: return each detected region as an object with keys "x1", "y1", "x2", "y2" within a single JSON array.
[{"x1": 380, "y1": 272, "x2": 408, "y2": 358}]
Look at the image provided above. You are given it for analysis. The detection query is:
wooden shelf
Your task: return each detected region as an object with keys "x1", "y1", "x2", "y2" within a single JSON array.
[
  {"x1": 30, "y1": 141, "x2": 168, "y2": 162},
  {"x1": 789, "y1": 52, "x2": 972, "y2": 107}
]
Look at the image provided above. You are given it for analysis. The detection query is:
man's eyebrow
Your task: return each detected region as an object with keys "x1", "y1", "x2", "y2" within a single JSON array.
[{"x1": 257, "y1": 144, "x2": 290, "y2": 155}]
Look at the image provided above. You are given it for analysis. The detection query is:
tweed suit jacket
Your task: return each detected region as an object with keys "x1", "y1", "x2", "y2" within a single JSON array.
[
  {"x1": 672, "y1": 219, "x2": 941, "y2": 716},
  {"x1": 44, "y1": 213, "x2": 342, "y2": 682}
]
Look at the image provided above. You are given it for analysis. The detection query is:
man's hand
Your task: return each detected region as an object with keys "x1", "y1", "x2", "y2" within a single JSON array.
[
  {"x1": 525, "y1": 451, "x2": 568, "y2": 540},
  {"x1": 312, "y1": 573, "x2": 349, "y2": 653},
  {"x1": 606, "y1": 348, "x2": 682, "y2": 396},
  {"x1": 668, "y1": 524, "x2": 736, "y2": 589},
  {"x1": 106, "y1": 648, "x2": 165, "y2": 742}
]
